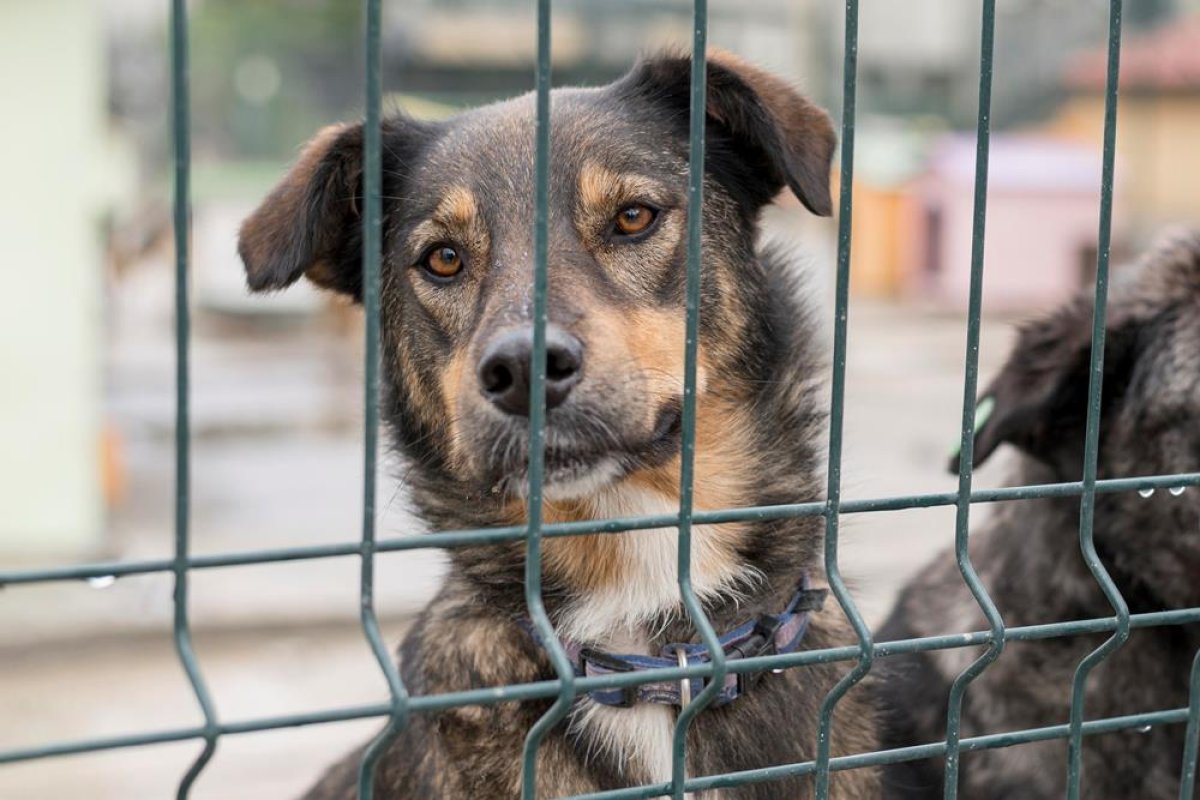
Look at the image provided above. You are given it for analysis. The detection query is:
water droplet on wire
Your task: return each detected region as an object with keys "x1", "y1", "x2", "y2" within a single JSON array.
[
  {"x1": 1138, "y1": 488, "x2": 1155, "y2": 498},
  {"x1": 1169, "y1": 486, "x2": 1186, "y2": 497},
  {"x1": 87, "y1": 575, "x2": 116, "y2": 589}
]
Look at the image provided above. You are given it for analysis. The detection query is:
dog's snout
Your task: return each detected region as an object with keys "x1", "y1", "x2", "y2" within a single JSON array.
[{"x1": 478, "y1": 327, "x2": 583, "y2": 416}]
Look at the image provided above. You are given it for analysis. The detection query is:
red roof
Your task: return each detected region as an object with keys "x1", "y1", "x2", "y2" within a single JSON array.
[{"x1": 1065, "y1": 17, "x2": 1200, "y2": 91}]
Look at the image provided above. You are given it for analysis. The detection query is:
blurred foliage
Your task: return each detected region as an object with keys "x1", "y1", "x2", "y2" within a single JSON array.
[{"x1": 190, "y1": 0, "x2": 363, "y2": 159}]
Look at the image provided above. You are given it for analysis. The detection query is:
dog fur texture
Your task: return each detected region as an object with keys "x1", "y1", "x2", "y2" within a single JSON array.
[
  {"x1": 878, "y1": 231, "x2": 1200, "y2": 800},
  {"x1": 240, "y1": 51, "x2": 879, "y2": 799}
]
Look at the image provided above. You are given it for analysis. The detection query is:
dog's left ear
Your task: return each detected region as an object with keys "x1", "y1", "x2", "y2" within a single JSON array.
[
  {"x1": 621, "y1": 49, "x2": 836, "y2": 215},
  {"x1": 951, "y1": 298, "x2": 1142, "y2": 479}
]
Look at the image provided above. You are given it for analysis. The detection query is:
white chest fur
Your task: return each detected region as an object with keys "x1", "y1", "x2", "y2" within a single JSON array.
[
  {"x1": 555, "y1": 485, "x2": 755, "y2": 644},
  {"x1": 557, "y1": 483, "x2": 751, "y2": 796}
]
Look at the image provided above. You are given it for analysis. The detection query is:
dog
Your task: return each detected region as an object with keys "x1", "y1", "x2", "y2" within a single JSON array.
[
  {"x1": 878, "y1": 231, "x2": 1200, "y2": 799},
  {"x1": 239, "y1": 50, "x2": 880, "y2": 799}
]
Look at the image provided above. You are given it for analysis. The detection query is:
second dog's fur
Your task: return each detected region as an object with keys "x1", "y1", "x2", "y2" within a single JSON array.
[
  {"x1": 879, "y1": 232, "x2": 1200, "y2": 799},
  {"x1": 241, "y1": 51, "x2": 879, "y2": 799}
]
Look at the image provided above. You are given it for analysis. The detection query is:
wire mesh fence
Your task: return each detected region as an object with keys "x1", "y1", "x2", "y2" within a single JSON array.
[{"x1": 2, "y1": 0, "x2": 1200, "y2": 799}]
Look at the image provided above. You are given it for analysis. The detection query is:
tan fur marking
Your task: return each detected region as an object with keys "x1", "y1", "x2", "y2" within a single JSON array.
[
  {"x1": 577, "y1": 163, "x2": 667, "y2": 213},
  {"x1": 435, "y1": 185, "x2": 479, "y2": 226},
  {"x1": 623, "y1": 308, "x2": 689, "y2": 393},
  {"x1": 591, "y1": 306, "x2": 709, "y2": 425},
  {"x1": 497, "y1": 497, "x2": 627, "y2": 593},
  {"x1": 439, "y1": 347, "x2": 471, "y2": 468},
  {"x1": 578, "y1": 162, "x2": 626, "y2": 211},
  {"x1": 629, "y1": 395, "x2": 755, "y2": 513},
  {"x1": 543, "y1": 506, "x2": 627, "y2": 592}
]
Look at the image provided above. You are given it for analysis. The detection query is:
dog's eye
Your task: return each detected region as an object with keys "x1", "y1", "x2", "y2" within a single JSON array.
[
  {"x1": 612, "y1": 204, "x2": 658, "y2": 238},
  {"x1": 420, "y1": 245, "x2": 464, "y2": 280}
]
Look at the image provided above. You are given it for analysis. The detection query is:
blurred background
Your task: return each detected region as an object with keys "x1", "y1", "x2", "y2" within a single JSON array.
[{"x1": 4, "y1": 0, "x2": 1200, "y2": 796}]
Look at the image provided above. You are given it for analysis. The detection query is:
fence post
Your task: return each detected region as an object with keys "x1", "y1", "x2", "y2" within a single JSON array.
[
  {"x1": 520, "y1": 1, "x2": 579, "y2": 796},
  {"x1": 169, "y1": 0, "x2": 220, "y2": 795},
  {"x1": 667, "y1": 5, "x2": 732, "y2": 798},
  {"x1": 355, "y1": 0, "x2": 411, "y2": 797},
  {"x1": 941, "y1": 3, "x2": 1006, "y2": 796},
  {"x1": 814, "y1": 1, "x2": 873, "y2": 795},
  {"x1": 1066, "y1": 3, "x2": 1129, "y2": 796}
]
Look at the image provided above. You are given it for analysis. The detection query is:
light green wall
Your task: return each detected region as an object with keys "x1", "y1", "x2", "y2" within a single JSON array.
[{"x1": 0, "y1": 0, "x2": 106, "y2": 557}]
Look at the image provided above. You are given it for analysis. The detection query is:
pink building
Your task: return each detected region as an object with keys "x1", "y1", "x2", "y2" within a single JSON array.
[{"x1": 906, "y1": 134, "x2": 1120, "y2": 313}]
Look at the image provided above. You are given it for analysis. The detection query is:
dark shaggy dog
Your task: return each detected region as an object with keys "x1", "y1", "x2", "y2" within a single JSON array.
[
  {"x1": 878, "y1": 231, "x2": 1200, "y2": 799},
  {"x1": 239, "y1": 51, "x2": 879, "y2": 799}
]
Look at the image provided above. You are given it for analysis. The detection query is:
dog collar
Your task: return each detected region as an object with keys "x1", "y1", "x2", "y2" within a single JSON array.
[{"x1": 522, "y1": 576, "x2": 827, "y2": 709}]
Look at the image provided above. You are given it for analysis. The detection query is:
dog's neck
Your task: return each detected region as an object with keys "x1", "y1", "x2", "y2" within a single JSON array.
[
  {"x1": 544, "y1": 482, "x2": 759, "y2": 648},
  {"x1": 514, "y1": 394, "x2": 779, "y2": 648}
]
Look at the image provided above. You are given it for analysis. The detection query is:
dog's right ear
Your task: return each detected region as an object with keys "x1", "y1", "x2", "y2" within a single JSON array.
[
  {"x1": 238, "y1": 118, "x2": 432, "y2": 300},
  {"x1": 620, "y1": 49, "x2": 836, "y2": 216}
]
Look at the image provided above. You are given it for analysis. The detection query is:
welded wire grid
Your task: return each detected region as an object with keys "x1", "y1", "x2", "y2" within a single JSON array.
[{"x1": 2, "y1": 0, "x2": 1200, "y2": 798}]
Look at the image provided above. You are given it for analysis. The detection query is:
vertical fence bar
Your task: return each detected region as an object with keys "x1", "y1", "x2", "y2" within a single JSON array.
[
  {"x1": 1066, "y1": 2, "x2": 1127, "y2": 797},
  {"x1": 169, "y1": 1, "x2": 219, "y2": 795},
  {"x1": 1181, "y1": 649, "x2": 1200, "y2": 800},
  {"x1": 356, "y1": 0, "x2": 410, "y2": 796},
  {"x1": 941, "y1": 2, "x2": 1005, "y2": 797},
  {"x1": 521, "y1": 1, "x2": 578, "y2": 796},
  {"x1": 814, "y1": 2, "x2": 871, "y2": 796},
  {"x1": 668, "y1": 7, "x2": 728, "y2": 799}
]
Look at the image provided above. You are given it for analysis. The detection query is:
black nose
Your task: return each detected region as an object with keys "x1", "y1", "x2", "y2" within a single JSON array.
[{"x1": 477, "y1": 326, "x2": 584, "y2": 416}]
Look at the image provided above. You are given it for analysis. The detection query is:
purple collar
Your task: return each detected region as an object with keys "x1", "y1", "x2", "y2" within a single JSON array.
[{"x1": 523, "y1": 577, "x2": 827, "y2": 709}]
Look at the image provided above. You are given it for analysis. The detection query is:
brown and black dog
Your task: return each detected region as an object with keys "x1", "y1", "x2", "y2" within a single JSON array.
[
  {"x1": 879, "y1": 232, "x2": 1200, "y2": 799},
  {"x1": 240, "y1": 51, "x2": 880, "y2": 799}
]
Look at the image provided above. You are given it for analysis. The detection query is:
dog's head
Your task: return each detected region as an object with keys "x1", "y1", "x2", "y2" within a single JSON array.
[
  {"x1": 958, "y1": 230, "x2": 1200, "y2": 605},
  {"x1": 239, "y1": 51, "x2": 834, "y2": 503}
]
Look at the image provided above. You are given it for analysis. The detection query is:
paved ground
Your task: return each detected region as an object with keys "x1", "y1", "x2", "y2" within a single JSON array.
[{"x1": 0, "y1": 216, "x2": 1021, "y2": 798}]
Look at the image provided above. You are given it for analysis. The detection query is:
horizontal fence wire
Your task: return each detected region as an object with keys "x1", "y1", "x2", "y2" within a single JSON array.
[
  {"x1": 6, "y1": 472, "x2": 1200, "y2": 588},
  {"x1": 0, "y1": 701, "x2": 1190, "y2": 800},
  {"x1": 11, "y1": 607, "x2": 1199, "y2": 766},
  {"x1": 4, "y1": 0, "x2": 1200, "y2": 798},
  {"x1": 559, "y1": 706, "x2": 1196, "y2": 800}
]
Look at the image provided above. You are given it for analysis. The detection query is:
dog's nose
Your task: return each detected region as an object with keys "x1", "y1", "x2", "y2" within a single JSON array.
[
  {"x1": 477, "y1": 326, "x2": 584, "y2": 416},
  {"x1": 478, "y1": 328, "x2": 583, "y2": 416}
]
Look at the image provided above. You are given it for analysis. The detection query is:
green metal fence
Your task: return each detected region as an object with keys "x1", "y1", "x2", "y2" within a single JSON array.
[{"x1": 2, "y1": 0, "x2": 1200, "y2": 798}]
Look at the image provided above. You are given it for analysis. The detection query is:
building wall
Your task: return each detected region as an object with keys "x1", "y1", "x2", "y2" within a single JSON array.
[
  {"x1": 978, "y1": 190, "x2": 1100, "y2": 311},
  {"x1": 1056, "y1": 93, "x2": 1200, "y2": 234},
  {"x1": 910, "y1": 183, "x2": 1100, "y2": 313},
  {"x1": 849, "y1": 184, "x2": 918, "y2": 299},
  {"x1": 0, "y1": 0, "x2": 106, "y2": 557}
]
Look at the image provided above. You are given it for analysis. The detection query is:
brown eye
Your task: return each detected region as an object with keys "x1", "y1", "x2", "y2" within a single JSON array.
[
  {"x1": 613, "y1": 204, "x2": 657, "y2": 237},
  {"x1": 422, "y1": 245, "x2": 463, "y2": 280}
]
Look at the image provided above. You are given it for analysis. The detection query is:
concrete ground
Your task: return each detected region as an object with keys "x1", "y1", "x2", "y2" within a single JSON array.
[{"x1": 0, "y1": 222, "x2": 1020, "y2": 797}]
